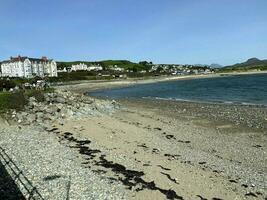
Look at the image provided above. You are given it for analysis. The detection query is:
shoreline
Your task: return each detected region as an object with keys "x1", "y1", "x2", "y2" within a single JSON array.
[
  {"x1": 0, "y1": 87, "x2": 266, "y2": 199},
  {"x1": 55, "y1": 70, "x2": 267, "y2": 95},
  {"x1": 55, "y1": 74, "x2": 218, "y2": 94},
  {"x1": 119, "y1": 98, "x2": 267, "y2": 132},
  {"x1": 1, "y1": 71, "x2": 266, "y2": 199},
  {"x1": 55, "y1": 90, "x2": 267, "y2": 199}
]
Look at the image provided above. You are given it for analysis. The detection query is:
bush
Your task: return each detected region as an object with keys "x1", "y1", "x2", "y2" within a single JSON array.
[
  {"x1": 9, "y1": 92, "x2": 28, "y2": 110},
  {"x1": 0, "y1": 91, "x2": 27, "y2": 112},
  {"x1": 0, "y1": 79, "x2": 16, "y2": 91},
  {"x1": 25, "y1": 90, "x2": 45, "y2": 102}
]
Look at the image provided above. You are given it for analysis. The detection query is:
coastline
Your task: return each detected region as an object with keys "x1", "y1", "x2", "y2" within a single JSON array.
[
  {"x1": 55, "y1": 74, "x2": 219, "y2": 94},
  {"x1": 0, "y1": 72, "x2": 266, "y2": 199},
  {"x1": 55, "y1": 70, "x2": 267, "y2": 95},
  {"x1": 55, "y1": 91, "x2": 266, "y2": 199},
  {"x1": 54, "y1": 73, "x2": 266, "y2": 198}
]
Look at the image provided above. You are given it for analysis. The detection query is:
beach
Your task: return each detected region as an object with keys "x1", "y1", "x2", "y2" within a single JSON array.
[
  {"x1": 0, "y1": 75, "x2": 266, "y2": 199},
  {"x1": 54, "y1": 76, "x2": 266, "y2": 199},
  {"x1": 56, "y1": 99, "x2": 266, "y2": 199}
]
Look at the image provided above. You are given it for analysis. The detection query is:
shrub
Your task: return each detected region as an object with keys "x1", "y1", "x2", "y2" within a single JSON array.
[
  {"x1": 25, "y1": 90, "x2": 45, "y2": 102},
  {"x1": 8, "y1": 92, "x2": 28, "y2": 110},
  {"x1": 0, "y1": 91, "x2": 27, "y2": 112},
  {"x1": 0, "y1": 79, "x2": 16, "y2": 91}
]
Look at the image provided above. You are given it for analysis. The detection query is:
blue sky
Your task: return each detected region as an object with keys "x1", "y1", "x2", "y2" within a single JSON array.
[{"x1": 0, "y1": 0, "x2": 266, "y2": 65}]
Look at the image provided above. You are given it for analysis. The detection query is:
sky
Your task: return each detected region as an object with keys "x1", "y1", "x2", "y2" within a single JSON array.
[{"x1": 0, "y1": 0, "x2": 266, "y2": 65}]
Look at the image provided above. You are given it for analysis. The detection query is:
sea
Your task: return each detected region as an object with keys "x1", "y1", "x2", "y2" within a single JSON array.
[{"x1": 89, "y1": 73, "x2": 267, "y2": 106}]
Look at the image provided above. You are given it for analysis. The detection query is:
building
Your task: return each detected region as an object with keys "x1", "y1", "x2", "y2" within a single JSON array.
[
  {"x1": 109, "y1": 65, "x2": 125, "y2": 72},
  {"x1": 57, "y1": 67, "x2": 68, "y2": 73},
  {"x1": 0, "y1": 56, "x2": 57, "y2": 78},
  {"x1": 87, "y1": 64, "x2": 103, "y2": 71},
  {"x1": 71, "y1": 63, "x2": 88, "y2": 71},
  {"x1": 70, "y1": 63, "x2": 103, "y2": 72}
]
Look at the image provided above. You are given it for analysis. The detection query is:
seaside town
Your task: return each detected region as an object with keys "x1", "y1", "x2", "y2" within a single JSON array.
[
  {"x1": 0, "y1": 55, "x2": 214, "y2": 90},
  {"x1": 1, "y1": 1, "x2": 267, "y2": 199},
  {"x1": 0, "y1": 55, "x2": 266, "y2": 200}
]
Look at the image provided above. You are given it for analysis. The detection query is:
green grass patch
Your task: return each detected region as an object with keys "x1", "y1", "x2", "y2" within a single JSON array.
[
  {"x1": 0, "y1": 88, "x2": 55, "y2": 112},
  {"x1": 0, "y1": 92, "x2": 27, "y2": 112}
]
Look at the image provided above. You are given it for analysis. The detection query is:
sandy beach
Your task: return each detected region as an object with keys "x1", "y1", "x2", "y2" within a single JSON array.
[
  {"x1": 53, "y1": 76, "x2": 267, "y2": 199},
  {"x1": 2, "y1": 0, "x2": 266, "y2": 198},
  {"x1": 54, "y1": 100, "x2": 266, "y2": 199},
  {"x1": 1, "y1": 74, "x2": 266, "y2": 199}
]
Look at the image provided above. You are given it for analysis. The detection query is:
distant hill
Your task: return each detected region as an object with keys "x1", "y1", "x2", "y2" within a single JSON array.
[{"x1": 219, "y1": 57, "x2": 267, "y2": 72}]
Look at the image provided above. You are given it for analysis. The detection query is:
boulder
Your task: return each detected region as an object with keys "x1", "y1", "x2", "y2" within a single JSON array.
[
  {"x1": 29, "y1": 96, "x2": 37, "y2": 102},
  {"x1": 55, "y1": 97, "x2": 66, "y2": 104},
  {"x1": 27, "y1": 114, "x2": 36, "y2": 123},
  {"x1": 36, "y1": 112, "x2": 44, "y2": 120}
]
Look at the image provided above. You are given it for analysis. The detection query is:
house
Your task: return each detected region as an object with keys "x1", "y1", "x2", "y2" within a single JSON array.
[
  {"x1": 0, "y1": 56, "x2": 58, "y2": 78},
  {"x1": 71, "y1": 63, "x2": 88, "y2": 71},
  {"x1": 70, "y1": 63, "x2": 103, "y2": 72},
  {"x1": 57, "y1": 67, "x2": 68, "y2": 73},
  {"x1": 87, "y1": 64, "x2": 103, "y2": 71},
  {"x1": 109, "y1": 65, "x2": 125, "y2": 72}
]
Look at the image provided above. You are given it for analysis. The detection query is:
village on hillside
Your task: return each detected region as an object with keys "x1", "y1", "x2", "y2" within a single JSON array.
[{"x1": 0, "y1": 55, "x2": 214, "y2": 81}]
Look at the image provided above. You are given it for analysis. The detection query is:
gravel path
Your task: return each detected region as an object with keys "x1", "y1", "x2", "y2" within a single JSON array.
[{"x1": 0, "y1": 123, "x2": 128, "y2": 200}]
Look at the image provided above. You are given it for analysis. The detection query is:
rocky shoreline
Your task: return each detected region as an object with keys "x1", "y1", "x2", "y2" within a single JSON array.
[
  {"x1": 0, "y1": 88, "x2": 266, "y2": 200},
  {"x1": 7, "y1": 90, "x2": 119, "y2": 127},
  {"x1": 120, "y1": 98, "x2": 267, "y2": 132}
]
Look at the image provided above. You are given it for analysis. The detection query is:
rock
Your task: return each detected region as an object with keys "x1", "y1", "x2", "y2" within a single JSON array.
[
  {"x1": 45, "y1": 108, "x2": 54, "y2": 114},
  {"x1": 10, "y1": 89, "x2": 118, "y2": 127},
  {"x1": 28, "y1": 114, "x2": 36, "y2": 123},
  {"x1": 36, "y1": 112, "x2": 44, "y2": 120},
  {"x1": 16, "y1": 112, "x2": 28, "y2": 122},
  {"x1": 56, "y1": 104, "x2": 64, "y2": 111},
  {"x1": 28, "y1": 101, "x2": 37, "y2": 108},
  {"x1": 83, "y1": 99, "x2": 94, "y2": 104},
  {"x1": 29, "y1": 96, "x2": 37, "y2": 102},
  {"x1": 55, "y1": 97, "x2": 66, "y2": 104}
]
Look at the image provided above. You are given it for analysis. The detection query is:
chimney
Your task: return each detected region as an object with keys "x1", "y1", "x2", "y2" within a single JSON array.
[{"x1": 42, "y1": 56, "x2": 48, "y2": 61}]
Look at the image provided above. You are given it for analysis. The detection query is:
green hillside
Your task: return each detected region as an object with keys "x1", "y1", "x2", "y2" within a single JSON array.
[{"x1": 57, "y1": 60, "x2": 151, "y2": 72}]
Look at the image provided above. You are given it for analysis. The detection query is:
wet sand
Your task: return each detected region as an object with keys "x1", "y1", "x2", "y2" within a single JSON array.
[
  {"x1": 49, "y1": 95, "x2": 266, "y2": 199},
  {"x1": 53, "y1": 75, "x2": 267, "y2": 199}
]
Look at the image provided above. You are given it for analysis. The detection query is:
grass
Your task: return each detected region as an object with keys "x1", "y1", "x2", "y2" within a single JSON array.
[
  {"x1": 0, "y1": 92, "x2": 10, "y2": 111},
  {"x1": 57, "y1": 60, "x2": 151, "y2": 72},
  {"x1": 0, "y1": 92, "x2": 27, "y2": 112},
  {"x1": 0, "y1": 88, "x2": 55, "y2": 113}
]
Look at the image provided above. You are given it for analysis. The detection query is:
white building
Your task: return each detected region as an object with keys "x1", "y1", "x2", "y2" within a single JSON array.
[
  {"x1": 57, "y1": 67, "x2": 68, "y2": 73},
  {"x1": 70, "y1": 63, "x2": 104, "y2": 72},
  {"x1": 71, "y1": 63, "x2": 88, "y2": 71},
  {"x1": 87, "y1": 64, "x2": 103, "y2": 71},
  {"x1": 109, "y1": 65, "x2": 125, "y2": 72},
  {"x1": 1, "y1": 56, "x2": 57, "y2": 78}
]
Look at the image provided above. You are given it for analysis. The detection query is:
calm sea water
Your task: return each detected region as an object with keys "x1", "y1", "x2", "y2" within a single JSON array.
[{"x1": 89, "y1": 73, "x2": 267, "y2": 105}]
